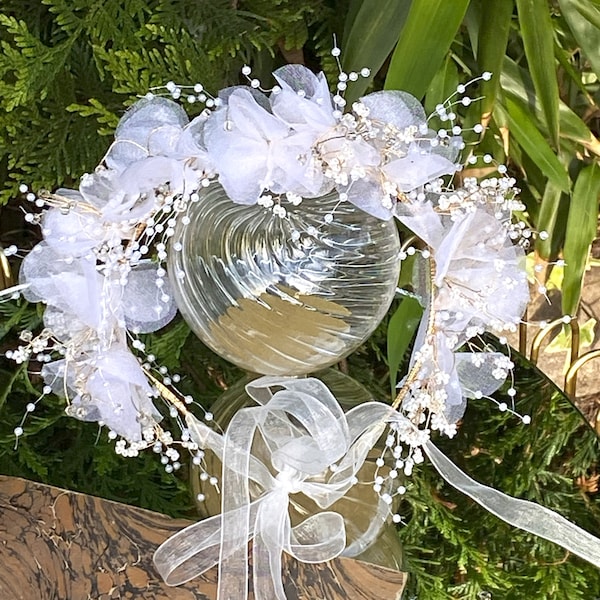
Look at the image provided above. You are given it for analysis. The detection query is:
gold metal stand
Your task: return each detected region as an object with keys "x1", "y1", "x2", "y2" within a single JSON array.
[
  {"x1": 522, "y1": 316, "x2": 600, "y2": 433},
  {"x1": 529, "y1": 317, "x2": 580, "y2": 365}
]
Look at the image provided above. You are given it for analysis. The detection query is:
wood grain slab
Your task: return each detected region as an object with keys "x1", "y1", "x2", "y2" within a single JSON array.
[{"x1": 0, "y1": 476, "x2": 407, "y2": 599}]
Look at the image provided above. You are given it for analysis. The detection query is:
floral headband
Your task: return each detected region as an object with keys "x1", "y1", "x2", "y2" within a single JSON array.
[{"x1": 3, "y1": 61, "x2": 600, "y2": 599}]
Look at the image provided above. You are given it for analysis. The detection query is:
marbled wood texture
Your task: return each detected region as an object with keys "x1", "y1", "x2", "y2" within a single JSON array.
[{"x1": 0, "y1": 476, "x2": 407, "y2": 599}]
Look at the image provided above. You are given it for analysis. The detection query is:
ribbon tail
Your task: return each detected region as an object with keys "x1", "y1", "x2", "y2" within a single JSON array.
[
  {"x1": 424, "y1": 441, "x2": 600, "y2": 567},
  {"x1": 253, "y1": 493, "x2": 289, "y2": 600},
  {"x1": 153, "y1": 513, "x2": 223, "y2": 586}
]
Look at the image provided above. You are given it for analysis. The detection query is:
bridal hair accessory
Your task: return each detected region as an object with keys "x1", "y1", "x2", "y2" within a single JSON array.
[{"x1": 3, "y1": 56, "x2": 600, "y2": 597}]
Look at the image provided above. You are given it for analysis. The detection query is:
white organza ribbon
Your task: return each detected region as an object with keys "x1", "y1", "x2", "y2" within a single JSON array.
[
  {"x1": 387, "y1": 407, "x2": 600, "y2": 568},
  {"x1": 423, "y1": 441, "x2": 600, "y2": 567},
  {"x1": 154, "y1": 377, "x2": 392, "y2": 599}
]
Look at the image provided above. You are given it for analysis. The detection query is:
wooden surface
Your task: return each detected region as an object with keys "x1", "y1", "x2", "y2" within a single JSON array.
[{"x1": 0, "y1": 475, "x2": 407, "y2": 599}]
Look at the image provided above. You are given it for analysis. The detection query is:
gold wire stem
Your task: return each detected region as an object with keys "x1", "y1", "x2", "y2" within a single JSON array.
[
  {"x1": 400, "y1": 235, "x2": 417, "y2": 254},
  {"x1": 529, "y1": 317, "x2": 580, "y2": 366},
  {"x1": 144, "y1": 369, "x2": 190, "y2": 416},
  {"x1": 391, "y1": 253, "x2": 436, "y2": 411},
  {"x1": 38, "y1": 190, "x2": 101, "y2": 216},
  {"x1": 519, "y1": 306, "x2": 528, "y2": 356}
]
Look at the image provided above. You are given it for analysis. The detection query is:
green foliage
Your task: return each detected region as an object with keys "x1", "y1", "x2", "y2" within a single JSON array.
[
  {"x1": 139, "y1": 317, "x2": 191, "y2": 372},
  {"x1": 387, "y1": 296, "x2": 423, "y2": 395},
  {"x1": 499, "y1": 96, "x2": 571, "y2": 193},
  {"x1": 385, "y1": 0, "x2": 470, "y2": 99},
  {"x1": 0, "y1": 0, "x2": 334, "y2": 203},
  {"x1": 341, "y1": 0, "x2": 411, "y2": 103},
  {"x1": 516, "y1": 0, "x2": 561, "y2": 145},
  {"x1": 562, "y1": 163, "x2": 600, "y2": 314}
]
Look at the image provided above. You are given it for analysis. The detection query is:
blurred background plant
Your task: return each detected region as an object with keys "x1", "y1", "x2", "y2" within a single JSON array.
[{"x1": 1, "y1": 1, "x2": 600, "y2": 598}]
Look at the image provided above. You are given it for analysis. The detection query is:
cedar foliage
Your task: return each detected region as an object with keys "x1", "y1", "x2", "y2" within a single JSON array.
[{"x1": 0, "y1": 0, "x2": 334, "y2": 202}]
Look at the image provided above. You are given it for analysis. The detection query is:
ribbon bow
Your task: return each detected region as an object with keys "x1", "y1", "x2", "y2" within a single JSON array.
[{"x1": 154, "y1": 377, "x2": 394, "y2": 599}]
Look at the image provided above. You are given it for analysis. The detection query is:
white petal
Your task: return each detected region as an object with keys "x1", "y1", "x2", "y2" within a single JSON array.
[{"x1": 383, "y1": 150, "x2": 457, "y2": 192}]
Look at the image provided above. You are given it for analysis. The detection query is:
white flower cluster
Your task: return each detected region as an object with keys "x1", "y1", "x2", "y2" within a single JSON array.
[
  {"x1": 7, "y1": 99, "x2": 217, "y2": 445},
  {"x1": 379, "y1": 174, "x2": 529, "y2": 485},
  {"x1": 203, "y1": 65, "x2": 462, "y2": 219}
]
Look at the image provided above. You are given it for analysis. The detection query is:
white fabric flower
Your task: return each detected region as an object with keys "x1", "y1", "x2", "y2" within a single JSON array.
[
  {"x1": 41, "y1": 205, "x2": 107, "y2": 258},
  {"x1": 42, "y1": 344, "x2": 161, "y2": 442},
  {"x1": 335, "y1": 91, "x2": 461, "y2": 220},
  {"x1": 103, "y1": 96, "x2": 190, "y2": 172},
  {"x1": 382, "y1": 144, "x2": 460, "y2": 192},
  {"x1": 270, "y1": 65, "x2": 337, "y2": 134},
  {"x1": 20, "y1": 242, "x2": 176, "y2": 343},
  {"x1": 396, "y1": 201, "x2": 528, "y2": 338},
  {"x1": 82, "y1": 96, "x2": 211, "y2": 222},
  {"x1": 204, "y1": 87, "x2": 291, "y2": 204},
  {"x1": 20, "y1": 244, "x2": 106, "y2": 333}
]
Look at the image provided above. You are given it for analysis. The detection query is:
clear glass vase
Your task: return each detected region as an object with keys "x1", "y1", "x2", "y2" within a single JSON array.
[
  {"x1": 168, "y1": 184, "x2": 400, "y2": 375},
  {"x1": 192, "y1": 369, "x2": 405, "y2": 573}
]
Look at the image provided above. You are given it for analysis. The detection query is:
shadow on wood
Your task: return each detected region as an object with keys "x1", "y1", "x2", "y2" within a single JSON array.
[{"x1": 0, "y1": 476, "x2": 407, "y2": 599}]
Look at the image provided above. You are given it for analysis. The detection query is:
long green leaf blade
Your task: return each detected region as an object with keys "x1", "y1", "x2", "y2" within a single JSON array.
[
  {"x1": 562, "y1": 164, "x2": 600, "y2": 315},
  {"x1": 0, "y1": 364, "x2": 26, "y2": 410},
  {"x1": 424, "y1": 55, "x2": 459, "y2": 117},
  {"x1": 384, "y1": 0, "x2": 470, "y2": 99},
  {"x1": 559, "y1": 0, "x2": 600, "y2": 79},
  {"x1": 502, "y1": 96, "x2": 571, "y2": 192},
  {"x1": 477, "y1": 0, "x2": 514, "y2": 123},
  {"x1": 569, "y1": 0, "x2": 600, "y2": 30},
  {"x1": 387, "y1": 296, "x2": 423, "y2": 395},
  {"x1": 500, "y1": 57, "x2": 600, "y2": 156},
  {"x1": 515, "y1": 0, "x2": 561, "y2": 145},
  {"x1": 536, "y1": 181, "x2": 566, "y2": 260},
  {"x1": 342, "y1": 0, "x2": 412, "y2": 103}
]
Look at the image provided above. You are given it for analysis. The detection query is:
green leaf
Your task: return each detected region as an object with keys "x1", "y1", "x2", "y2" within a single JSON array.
[
  {"x1": 0, "y1": 364, "x2": 26, "y2": 410},
  {"x1": 562, "y1": 163, "x2": 600, "y2": 315},
  {"x1": 501, "y1": 96, "x2": 571, "y2": 192},
  {"x1": 341, "y1": 0, "x2": 369, "y2": 47},
  {"x1": 476, "y1": 0, "x2": 514, "y2": 122},
  {"x1": 566, "y1": 0, "x2": 600, "y2": 30},
  {"x1": 536, "y1": 181, "x2": 567, "y2": 260},
  {"x1": 463, "y1": 1, "x2": 481, "y2": 53},
  {"x1": 559, "y1": 0, "x2": 600, "y2": 79},
  {"x1": 554, "y1": 39, "x2": 593, "y2": 100},
  {"x1": 140, "y1": 318, "x2": 191, "y2": 371},
  {"x1": 424, "y1": 55, "x2": 459, "y2": 117},
  {"x1": 67, "y1": 98, "x2": 119, "y2": 132},
  {"x1": 515, "y1": 0, "x2": 560, "y2": 145},
  {"x1": 341, "y1": 0, "x2": 412, "y2": 104},
  {"x1": 384, "y1": 0, "x2": 470, "y2": 99},
  {"x1": 501, "y1": 57, "x2": 600, "y2": 156},
  {"x1": 387, "y1": 296, "x2": 423, "y2": 395}
]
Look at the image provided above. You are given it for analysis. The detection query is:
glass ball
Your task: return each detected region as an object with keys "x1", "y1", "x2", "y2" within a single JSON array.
[{"x1": 169, "y1": 184, "x2": 400, "y2": 375}]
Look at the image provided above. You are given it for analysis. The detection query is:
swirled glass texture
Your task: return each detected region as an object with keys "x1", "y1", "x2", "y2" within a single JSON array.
[{"x1": 168, "y1": 184, "x2": 400, "y2": 375}]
